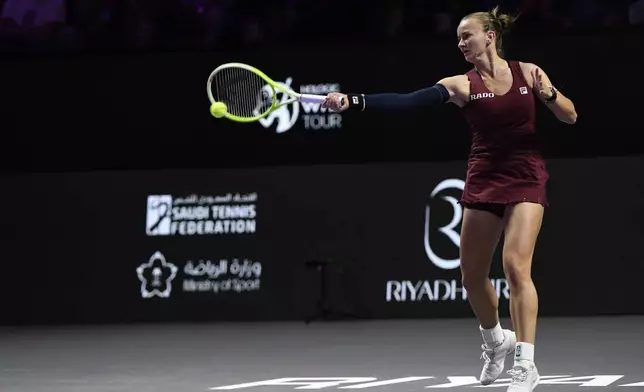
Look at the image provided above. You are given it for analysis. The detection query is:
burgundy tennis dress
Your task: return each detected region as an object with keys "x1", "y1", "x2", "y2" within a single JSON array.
[{"x1": 459, "y1": 60, "x2": 548, "y2": 215}]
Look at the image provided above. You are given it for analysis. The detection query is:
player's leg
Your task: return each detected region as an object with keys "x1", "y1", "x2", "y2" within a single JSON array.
[
  {"x1": 501, "y1": 202, "x2": 544, "y2": 391},
  {"x1": 460, "y1": 205, "x2": 504, "y2": 327},
  {"x1": 459, "y1": 204, "x2": 515, "y2": 385}
]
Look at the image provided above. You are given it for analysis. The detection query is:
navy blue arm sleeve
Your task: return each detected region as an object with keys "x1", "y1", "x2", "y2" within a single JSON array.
[{"x1": 362, "y1": 84, "x2": 450, "y2": 110}]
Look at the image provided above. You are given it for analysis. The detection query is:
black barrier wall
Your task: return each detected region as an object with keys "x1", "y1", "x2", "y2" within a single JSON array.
[
  {"x1": 1, "y1": 155, "x2": 643, "y2": 325},
  {"x1": 2, "y1": 27, "x2": 644, "y2": 171}
]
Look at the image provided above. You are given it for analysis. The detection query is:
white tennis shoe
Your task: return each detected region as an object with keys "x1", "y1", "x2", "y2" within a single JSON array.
[
  {"x1": 507, "y1": 360, "x2": 540, "y2": 392},
  {"x1": 479, "y1": 329, "x2": 516, "y2": 385}
]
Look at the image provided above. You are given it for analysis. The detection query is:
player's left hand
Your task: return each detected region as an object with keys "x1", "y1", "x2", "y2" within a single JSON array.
[{"x1": 535, "y1": 68, "x2": 554, "y2": 100}]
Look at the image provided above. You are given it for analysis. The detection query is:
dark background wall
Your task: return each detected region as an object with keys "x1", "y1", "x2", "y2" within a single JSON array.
[
  {"x1": 2, "y1": 27, "x2": 643, "y2": 172},
  {"x1": 1, "y1": 155, "x2": 642, "y2": 325},
  {"x1": 1, "y1": 0, "x2": 643, "y2": 325}
]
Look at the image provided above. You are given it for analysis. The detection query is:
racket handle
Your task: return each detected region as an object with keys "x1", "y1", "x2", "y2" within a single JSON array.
[
  {"x1": 299, "y1": 93, "x2": 345, "y2": 107},
  {"x1": 299, "y1": 94, "x2": 326, "y2": 104}
]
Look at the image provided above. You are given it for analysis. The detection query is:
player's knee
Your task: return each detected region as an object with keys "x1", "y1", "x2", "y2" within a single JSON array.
[
  {"x1": 461, "y1": 258, "x2": 492, "y2": 290},
  {"x1": 502, "y1": 251, "x2": 532, "y2": 287}
]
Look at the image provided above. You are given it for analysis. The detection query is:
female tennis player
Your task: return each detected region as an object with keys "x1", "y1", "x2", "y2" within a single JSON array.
[{"x1": 323, "y1": 6, "x2": 577, "y2": 392}]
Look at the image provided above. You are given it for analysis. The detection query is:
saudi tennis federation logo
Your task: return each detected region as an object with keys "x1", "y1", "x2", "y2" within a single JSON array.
[
  {"x1": 146, "y1": 195, "x2": 173, "y2": 236},
  {"x1": 258, "y1": 77, "x2": 343, "y2": 133},
  {"x1": 136, "y1": 251, "x2": 178, "y2": 298}
]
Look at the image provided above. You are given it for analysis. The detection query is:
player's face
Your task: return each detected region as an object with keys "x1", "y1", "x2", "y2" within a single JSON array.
[{"x1": 457, "y1": 18, "x2": 492, "y2": 63}]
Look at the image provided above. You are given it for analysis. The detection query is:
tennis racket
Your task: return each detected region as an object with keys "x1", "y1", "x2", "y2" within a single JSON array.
[{"x1": 206, "y1": 62, "x2": 344, "y2": 122}]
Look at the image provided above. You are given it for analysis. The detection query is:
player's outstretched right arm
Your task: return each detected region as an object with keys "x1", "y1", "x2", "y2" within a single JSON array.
[{"x1": 322, "y1": 75, "x2": 469, "y2": 112}]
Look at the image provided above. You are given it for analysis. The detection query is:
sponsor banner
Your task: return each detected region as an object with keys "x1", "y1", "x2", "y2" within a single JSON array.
[
  {"x1": 146, "y1": 192, "x2": 258, "y2": 236},
  {"x1": 0, "y1": 156, "x2": 643, "y2": 324},
  {"x1": 384, "y1": 177, "x2": 510, "y2": 306},
  {"x1": 385, "y1": 278, "x2": 510, "y2": 303}
]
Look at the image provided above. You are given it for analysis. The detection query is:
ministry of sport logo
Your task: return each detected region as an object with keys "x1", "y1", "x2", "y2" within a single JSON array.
[
  {"x1": 258, "y1": 77, "x2": 343, "y2": 133},
  {"x1": 423, "y1": 178, "x2": 465, "y2": 270},
  {"x1": 136, "y1": 251, "x2": 178, "y2": 298},
  {"x1": 136, "y1": 251, "x2": 263, "y2": 299}
]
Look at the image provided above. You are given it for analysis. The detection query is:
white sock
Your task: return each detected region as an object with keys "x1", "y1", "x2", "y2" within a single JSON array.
[
  {"x1": 480, "y1": 323, "x2": 504, "y2": 347},
  {"x1": 514, "y1": 342, "x2": 535, "y2": 364}
]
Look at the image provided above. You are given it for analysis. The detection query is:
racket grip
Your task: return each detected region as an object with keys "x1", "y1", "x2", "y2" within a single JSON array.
[
  {"x1": 299, "y1": 93, "x2": 345, "y2": 107},
  {"x1": 299, "y1": 94, "x2": 326, "y2": 104}
]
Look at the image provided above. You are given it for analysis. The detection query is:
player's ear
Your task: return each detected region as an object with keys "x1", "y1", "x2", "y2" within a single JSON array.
[{"x1": 485, "y1": 30, "x2": 495, "y2": 46}]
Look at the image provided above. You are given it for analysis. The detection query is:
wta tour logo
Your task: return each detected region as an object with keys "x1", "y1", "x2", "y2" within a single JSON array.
[
  {"x1": 258, "y1": 77, "x2": 343, "y2": 133},
  {"x1": 423, "y1": 178, "x2": 465, "y2": 270},
  {"x1": 258, "y1": 78, "x2": 299, "y2": 133}
]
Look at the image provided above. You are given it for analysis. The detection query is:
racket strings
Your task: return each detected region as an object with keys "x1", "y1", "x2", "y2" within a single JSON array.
[{"x1": 212, "y1": 67, "x2": 273, "y2": 118}]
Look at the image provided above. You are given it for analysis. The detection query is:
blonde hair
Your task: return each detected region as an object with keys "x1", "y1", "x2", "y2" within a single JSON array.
[{"x1": 464, "y1": 6, "x2": 517, "y2": 56}]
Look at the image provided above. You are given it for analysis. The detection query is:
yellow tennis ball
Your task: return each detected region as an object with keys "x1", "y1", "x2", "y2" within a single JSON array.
[{"x1": 210, "y1": 102, "x2": 227, "y2": 118}]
